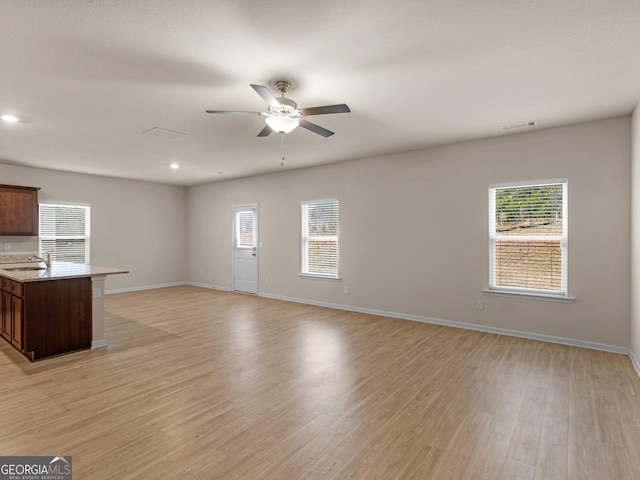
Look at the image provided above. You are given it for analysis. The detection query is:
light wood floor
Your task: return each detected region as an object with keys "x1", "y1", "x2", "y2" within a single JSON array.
[{"x1": 1, "y1": 286, "x2": 639, "y2": 479}]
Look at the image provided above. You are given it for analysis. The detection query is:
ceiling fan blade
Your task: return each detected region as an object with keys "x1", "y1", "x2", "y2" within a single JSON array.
[
  {"x1": 301, "y1": 104, "x2": 351, "y2": 116},
  {"x1": 257, "y1": 125, "x2": 272, "y2": 137},
  {"x1": 205, "y1": 110, "x2": 262, "y2": 115},
  {"x1": 250, "y1": 84, "x2": 280, "y2": 108},
  {"x1": 299, "y1": 119, "x2": 334, "y2": 137}
]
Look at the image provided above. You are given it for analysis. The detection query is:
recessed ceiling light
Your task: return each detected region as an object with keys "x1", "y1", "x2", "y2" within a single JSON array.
[
  {"x1": 170, "y1": 163, "x2": 180, "y2": 169},
  {"x1": 1, "y1": 114, "x2": 19, "y2": 123}
]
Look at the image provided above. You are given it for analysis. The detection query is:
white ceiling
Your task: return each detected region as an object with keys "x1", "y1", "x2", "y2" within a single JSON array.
[{"x1": 1, "y1": 0, "x2": 639, "y2": 187}]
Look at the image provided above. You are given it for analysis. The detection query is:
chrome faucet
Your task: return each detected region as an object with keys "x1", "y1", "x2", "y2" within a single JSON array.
[{"x1": 29, "y1": 253, "x2": 51, "y2": 268}]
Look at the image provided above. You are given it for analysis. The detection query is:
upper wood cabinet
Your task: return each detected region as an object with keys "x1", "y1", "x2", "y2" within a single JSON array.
[{"x1": 0, "y1": 184, "x2": 40, "y2": 236}]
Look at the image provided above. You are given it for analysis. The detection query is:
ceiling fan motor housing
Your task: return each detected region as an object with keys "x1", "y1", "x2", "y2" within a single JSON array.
[
  {"x1": 206, "y1": 82, "x2": 349, "y2": 138},
  {"x1": 274, "y1": 96, "x2": 298, "y2": 113}
]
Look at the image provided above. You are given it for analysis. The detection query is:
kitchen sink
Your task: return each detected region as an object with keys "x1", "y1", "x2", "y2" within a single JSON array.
[{"x1": 3, "y1": 266, "x2": 47, "y2": 271}]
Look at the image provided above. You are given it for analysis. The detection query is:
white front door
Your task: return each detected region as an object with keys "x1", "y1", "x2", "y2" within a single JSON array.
[{"x1": 233, "y1": 205, "x2": 258, "y2": 294}]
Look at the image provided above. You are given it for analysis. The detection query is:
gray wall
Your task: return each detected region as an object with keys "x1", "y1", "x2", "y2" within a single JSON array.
[
  {"x1": 0, "y1": 116, "x2": 632, "y2": 351},
  {"x1": 187, "y1": 117, "x2": 631, "y2": 348},
  {"x1": 631, "y1": 103, "x2": 640, "y2": 366},
  {"x1": 0, "y1": 164, "x2": 187, "y2": 291}
]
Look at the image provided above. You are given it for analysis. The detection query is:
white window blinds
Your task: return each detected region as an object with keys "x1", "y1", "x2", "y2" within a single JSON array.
[
  {"x1": 235, "y1": 210, "x2": 255, "y2": 249},
  {"x1": 39, "y1": 203, "x2": 90, "y2": 264},
  {"x1": 302, "y1": 200, "x2": 338, "y2": 277},
  {"x1": 489, "y1": 181, "x2": 567, "y2": 294}
]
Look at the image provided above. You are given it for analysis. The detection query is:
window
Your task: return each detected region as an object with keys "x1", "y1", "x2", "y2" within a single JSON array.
[
  {"x1": 235, "y1": 210, "x2": 256, "y2": 249},
  {"x1": 489, "y1": 180, "x2": 567, "y2": 297},
  {"x1": 39, "y1": 203, "x2": 90, "y2": 264},
  {"x1": 301, "y1": 200, "x2": 339, "y2": 278}
]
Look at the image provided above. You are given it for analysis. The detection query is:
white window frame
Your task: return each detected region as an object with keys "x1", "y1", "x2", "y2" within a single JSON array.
[
  {"x1": 300, "y1": 199, "x2": 340, "y2": 280},
  {"x1": 486, "y1": 179, "x2": 573, "y2": 302},
  {"x1": 39, "y1": 202, "x2": 91, "y2": 264}
]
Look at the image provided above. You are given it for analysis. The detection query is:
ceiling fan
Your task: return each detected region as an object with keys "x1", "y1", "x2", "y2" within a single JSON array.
[{"x1": 206, "y1": 81, "x2": 350, "y2": 137}]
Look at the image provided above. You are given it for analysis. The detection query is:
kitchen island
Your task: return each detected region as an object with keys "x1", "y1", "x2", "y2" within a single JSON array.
[{"x1": 0, "y1": 259, "x2": 128, "y2": 361}]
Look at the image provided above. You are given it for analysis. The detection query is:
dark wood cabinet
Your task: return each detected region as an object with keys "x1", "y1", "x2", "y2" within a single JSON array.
[
  {"x1": 2, "y1": 277, "x2": 24, "y2": 350},
  {"x1": 0, "y1": 290, "x2": 3, "y2": 338},
  {"x1": 0, "y1": 184, "x2": 40, "y2": 236},
  {"x1": 11, "y1": 295, "x2": 22, "y2": 349},
  {"x1": 2, "y1": 289, "x2": 11, "y2": 341},
  {"x1": 9, "y1": 280, "x2": 24, "y2": 350},
  {"x1": 0, "y1": 276, "x2": 91, "y2": 360}
]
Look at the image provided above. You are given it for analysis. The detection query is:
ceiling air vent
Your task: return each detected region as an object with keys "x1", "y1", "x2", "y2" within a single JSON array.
[
  {"x1": 143, "y1": 127, "x2": 186, "y2": 140},
  {"x1": 501, "y1": 121, "x2": 537, "y2": 132}
]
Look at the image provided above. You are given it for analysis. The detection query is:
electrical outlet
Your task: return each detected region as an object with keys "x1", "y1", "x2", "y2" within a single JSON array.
[
  {"x1": 3, "y1": 243, "x2": 10, "y2": 251},
  {"x1": 476, "y1": 300, "x2": 484, "y2": 310},
  {"x1": 344, "y1": 286, "x2": 349, "y2": 294}
]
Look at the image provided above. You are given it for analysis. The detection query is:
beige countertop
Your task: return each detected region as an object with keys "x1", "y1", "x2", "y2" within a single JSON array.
[{"x1": 0, "y1": 261, "x2": 129, "y2": 282}]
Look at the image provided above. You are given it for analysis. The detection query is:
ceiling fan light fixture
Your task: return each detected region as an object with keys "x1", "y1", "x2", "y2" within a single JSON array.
[
  {"x1": 265, "y1": 115, "x2": 299, "y2": 134},
  {"x1": 206, "y1": 83, "x2": 349, "y2": 138}
]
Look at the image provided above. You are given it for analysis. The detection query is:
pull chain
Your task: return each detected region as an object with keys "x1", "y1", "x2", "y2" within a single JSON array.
[{"x1": 280, "y1": 132, "x2": 285, "y2": 167}]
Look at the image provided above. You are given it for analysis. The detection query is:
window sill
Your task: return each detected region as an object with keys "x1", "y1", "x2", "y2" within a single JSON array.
[
  {"x1": 299, "y1": 273, "x2": 341, "y2": 281},
  {"x1": 483, "y1": 289, "x2": 575, "y2": 303}
]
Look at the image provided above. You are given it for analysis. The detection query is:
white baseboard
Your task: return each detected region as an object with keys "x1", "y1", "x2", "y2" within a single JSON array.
[
  {"x1": 185, "y1": 281, "x2": 232, "y2": 292},
  {"x1": 91, "y1": 339, "x2": 107, "y2": 349},
  {"x1": 106, "y1": 281, "x2": 234, "y2": 295},
  {"x1": 99, "y1": 283, "x2": 639, "y2": 379},
  {"x1": 631, "y1": 350, "x2": 640, "y2": 379},
  {"x1": 258, "y1": 292, "x2": 631, "y2": 356},
  {"x1": 105, "y1": 282, "x2": 186, "y2": 295}
]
